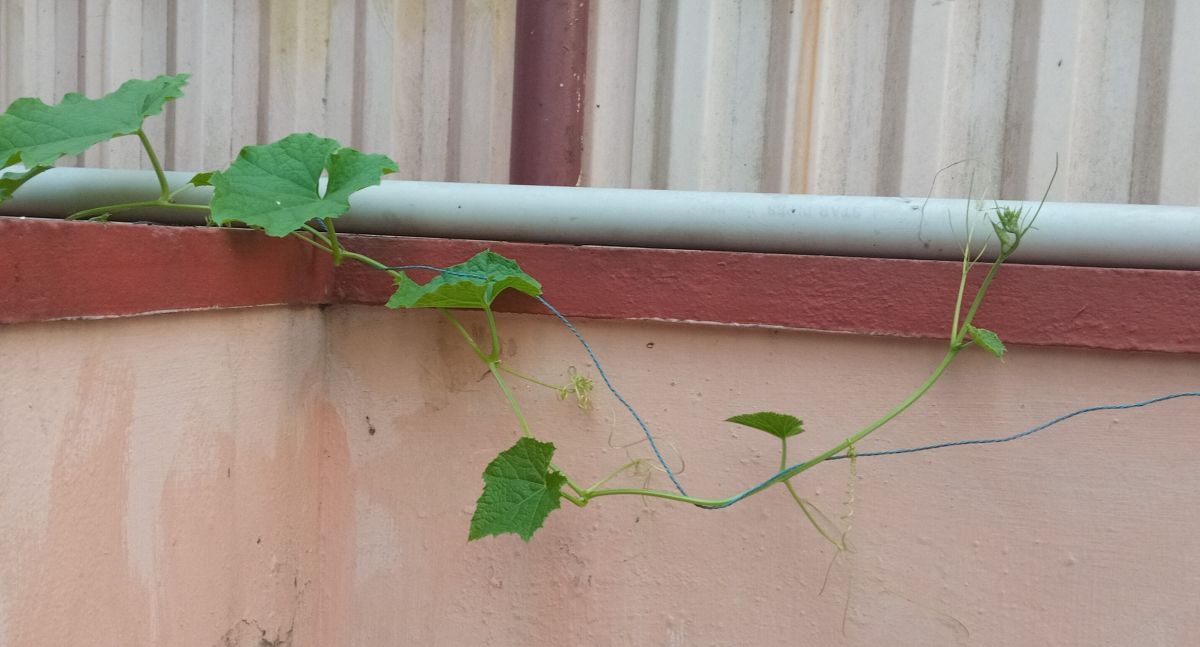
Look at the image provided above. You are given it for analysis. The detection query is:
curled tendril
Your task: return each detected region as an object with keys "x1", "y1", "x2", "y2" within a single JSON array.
[
  {"x1": 839, "y1": 440, "x2": 857, "y2": 551},
  {"x1": 557, "y1": 366, "x2": 594, "y2": 411}
]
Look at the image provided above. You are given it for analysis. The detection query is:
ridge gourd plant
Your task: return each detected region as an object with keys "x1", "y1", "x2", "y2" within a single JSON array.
[{"x1": 0, "y1": 74, "x2": 1038, "y2": 543}]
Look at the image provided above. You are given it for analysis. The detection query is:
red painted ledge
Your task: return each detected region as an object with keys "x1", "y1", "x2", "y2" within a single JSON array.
[{"x1": 3, "y1": 217, "x2": 1198, "y2": 354}]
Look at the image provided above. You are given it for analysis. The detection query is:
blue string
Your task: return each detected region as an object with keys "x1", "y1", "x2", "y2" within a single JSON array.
[
  {"x1": 702, "y1": 390, "x2": 1200, "y2": 509},
  {"x1": 379, "y1": 262, "x2": 1198, "y2": 509},
  {"x1": 534, "y1": 295, "x2": 689, "y2": 496},
  {"x1": 825, "y1": 391, "x2": 1200, "y2": 460}
]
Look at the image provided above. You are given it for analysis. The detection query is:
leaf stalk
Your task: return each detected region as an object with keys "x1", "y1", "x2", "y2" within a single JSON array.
[{"x1": 136, "y1": 128, "x2": 171, "y2": 200}]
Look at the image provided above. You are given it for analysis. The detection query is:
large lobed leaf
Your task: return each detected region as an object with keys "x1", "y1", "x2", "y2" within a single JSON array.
[
  {"x1": 0, "y1": 73, "x2": 188, "y2": 170},
  {"x1": 208, "y1": 133, "x2": 397, "y2": 236},
  {"x1": 469, "y1": 437, "x2": 567, "y2": 542},
  {"x1": 725, "y1": 411, "x2": 805, "y2": 439},
  {"x1": 386, "y1": 250, "x2": 542, "y2": 310}
]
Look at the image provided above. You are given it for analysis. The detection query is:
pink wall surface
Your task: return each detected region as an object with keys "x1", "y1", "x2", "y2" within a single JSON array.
[
  {"x1": 0, "y1": 308, "x2": 326, "y2": 646},
  {"x1": 2, "y1": 305, "x2": 1197, "y2": 645}
]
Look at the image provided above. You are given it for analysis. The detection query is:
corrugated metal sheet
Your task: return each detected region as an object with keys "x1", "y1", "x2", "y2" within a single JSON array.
[
  {"x1": 2, "y1": 0, "x2": 1197, "y2": 204},
  {"x1": 584, "y1": 0, "x2": 1200, "y2": 205},
  {"x1": 0, "y1": 0, "x2": 515, "y2": 182}
]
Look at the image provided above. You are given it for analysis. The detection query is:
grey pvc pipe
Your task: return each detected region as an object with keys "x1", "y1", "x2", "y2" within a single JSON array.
[{"x1": 2, "y1": 166, "x2": 1197, "y2": 269}]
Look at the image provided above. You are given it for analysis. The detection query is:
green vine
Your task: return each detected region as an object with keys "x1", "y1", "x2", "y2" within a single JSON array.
[{"x1": 0, "y1": 73, "x2": 1044, "y2": 543}]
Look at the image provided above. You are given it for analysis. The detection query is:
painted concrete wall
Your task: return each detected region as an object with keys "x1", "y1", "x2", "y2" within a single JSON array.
[
  {"x1": 2, "y1": 304, "x2": 1197, "y2": 644},
  {"x1": 0, "y1": 308, "x2": 327, "y2": 646}
]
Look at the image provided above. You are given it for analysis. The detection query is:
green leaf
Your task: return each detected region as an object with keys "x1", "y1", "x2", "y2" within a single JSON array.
[
  {"x1": 188, "y1": 171, "x2": 214, "y2": 187},
  {"x1": 386, "y1": 250, "x2": 542, "y2": 310},
  {"x1": 726, "y1": 411, "x2": 805, "y2": 439},
  {"x1": 208, "y1": 133, "x2": 397, "y2": 236},
  {"x1": 966, "y1": 324, "x2": 1006, "y2": 358},
  {"x1": 0, "y1": 164, "x2": 50, "y2": 203},
  {"x1": 469, "y1": 437, "x2": 567, "y2": 542},
  {"x1": 0, "y1": 73, "x2": 188, "y2": 169},
  {"x1": 990, "y1": 219, "x2": 1013, "y2": 247}
]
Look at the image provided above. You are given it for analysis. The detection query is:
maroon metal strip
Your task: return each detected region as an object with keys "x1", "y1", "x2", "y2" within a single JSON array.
[
  {"x1": 4, "y1": 217, "x2": 1199, "y2": 355},
  {"x1": 334, "y1": 233, "x2": 1200, "y2": 355},
  {"x1": 0, "y1": 218, "x2": 332, "y2": 323}
]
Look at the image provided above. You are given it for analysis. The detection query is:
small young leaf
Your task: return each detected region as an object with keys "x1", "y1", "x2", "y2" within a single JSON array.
[
  {"x1": 188, "y1": 171, "x2": 214, "y2": 187},
  {"x1": 0, "y1": 73, "x2": 189, "y2": 169},
  {"x1": 208, "y1": 133, "x2": 398, "y2": 236},
  {"x1": 990, "y1": 219, "x2": 1012, "y2": 247},
  {"x1": 726, "y1": 411, "x2": 805, "y2": 439},
  {"x1": 386, "y1": 250, "x2": 542, "y2": 310},
  {"x1": 469, "y1": 437, "x2": 567, "y2": 542},
  {"x1": 997, "y1": 206, "x2": 1022, "y2": 235},
  {"x1": 966, "y1": 324, "x2": 1006, "y2": 358}
]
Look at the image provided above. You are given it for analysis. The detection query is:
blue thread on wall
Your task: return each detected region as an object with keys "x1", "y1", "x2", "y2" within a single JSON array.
[{"x1": 826, "y1": 391, "x2": 1200, "y2": 460}]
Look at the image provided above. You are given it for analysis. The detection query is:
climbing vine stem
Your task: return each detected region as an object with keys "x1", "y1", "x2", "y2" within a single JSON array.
[{"x1": 0, "y1": 72, "x2": 1045, "y2": 543}]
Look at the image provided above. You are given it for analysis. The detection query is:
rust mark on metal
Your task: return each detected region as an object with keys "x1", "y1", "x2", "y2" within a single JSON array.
[{"x1": 509, "y1": 0, "x2": 590, "y2": 186}]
